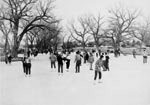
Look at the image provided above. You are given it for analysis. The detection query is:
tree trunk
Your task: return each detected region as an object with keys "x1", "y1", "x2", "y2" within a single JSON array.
[
  {"x1": 95, "y1": 42, "x2": 101, "y2": 56},
  {"x1": 82, "y1": 42, "x2": 86, "y2": 51},
  {"x1": 12, "y1": 21, "x2": 19, "y2": 57},
  {"x1": 4, "y1": 34, "x2": 9, "y2": 53},
  {"x1": 12, "y1": 41, "x2": 19, "y2": 57},
  {"x1": 12, "y1": 33, "x2": 19, "y2": 57}
]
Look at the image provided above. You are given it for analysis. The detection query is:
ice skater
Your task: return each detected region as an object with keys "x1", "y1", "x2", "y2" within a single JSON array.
[
  {"x1": 142, "y1": 49, "x2": 148, "y2": 64},
  {"x1": 94, "y1": 55, "x2": 105, "y2": 84},
  {"x1": 103, "y1": 52, "x2": 110, "y2": 71},
  {"x1": 25, "y1": 56, "x2": 32, "y2": 77},
  {"x1": 49, "y1": 52, "x2": 57, "y2": 70},
  {"x1": 74, "y1": 51, "x2": 82, "y2": 73},
  {"x1": 22, "y1": 54, "x2": 27, "y2": 75},
  {"x1": 84, "y1": 51, "x2": 89, "y2": 63},
  {"x1": 88, "y1": 52, "x2": 94, "y2": 70},
  {"x1": 65, "y1": 52, "x2": 71, "y2": 72},
  {"x1": 57, "y1": 52, "x2": 64, "y2": 75},
  {"x1": 132, "y1": 49, "x2": 136, "y2": 58},
  {"x1": 7, "y1": 52, "x2": 12, "y2": 64}
]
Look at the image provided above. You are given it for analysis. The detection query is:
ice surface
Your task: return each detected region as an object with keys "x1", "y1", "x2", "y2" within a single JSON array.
[{"x1": 0, "y1": 53, "x2": 150, "y2": 105}]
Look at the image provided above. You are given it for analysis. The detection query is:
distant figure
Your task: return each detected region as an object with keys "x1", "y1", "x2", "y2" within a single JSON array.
[
  {"x1": 88, "y1": 52, "x2": 94, "y2": 70},
  {"x1": 33, "y1": 49, "x2": 38, "y2": 57},
  {"x1": 103, "y1": 52, "x2": 110, "y2": 71},
  {"x1": 27, "y1": 49, "x2": 31, "y2": 57},
  {"x1": 84, "y1": 51, "x2": 89, "y2": 63},
  {"x1": 142, "y1": 49, "x2": 148, "y2": 64},
  {"x1": 132, "y1": 49, "x2": 136, "y2": 58},
  {"x1": 5, "y1": 52, "x2": 9, "y2": 64},
  {"x1": 7, "y1": 52, "x2": 12, "y2": 64},
  {"x1": 65, "y1": 52, "x2": 71, "y2": 72},
  {"x1": 25, "y1": 56, "x2": 32, "y2": 77},
  {"x1": 22, "y1": 54, "x2": 27, "y2": 75},
  {"x1": 94, "y1": 55, "x2": 105, "y2": 84},
  {"x1": 49, "y1": 53, "x2": 57, "y2": 69},
  {"x1": 74, "y1": 51, "x2": 82, "y2": 73},
  {"x1": 57, "y1": 52, "x2": 64, "y2": 75},
  {"x1": 114, "y1": 48, "x2": 120, "y2": 57}
]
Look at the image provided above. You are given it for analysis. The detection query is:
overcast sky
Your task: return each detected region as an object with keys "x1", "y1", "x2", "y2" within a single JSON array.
[{"x1": 54, "y1": 0, "x2": 150, "y2": 25}]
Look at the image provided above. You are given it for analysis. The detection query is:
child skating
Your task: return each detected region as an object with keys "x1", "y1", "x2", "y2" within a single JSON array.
[{"x1": 94, "y1": 55, "x2": 105, "y2": 84}]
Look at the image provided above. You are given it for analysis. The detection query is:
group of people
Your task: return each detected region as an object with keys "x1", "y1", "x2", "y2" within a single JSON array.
[
  {"x1": 48, "y1": 50, "x2": 110, "y2": 84},
  {"x1": 49, "y1": 51, "x2": 71, "y2": 75}
]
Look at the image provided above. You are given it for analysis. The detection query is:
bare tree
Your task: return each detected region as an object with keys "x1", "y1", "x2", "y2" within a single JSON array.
[
  {"x1": 62, "y1": 35, "x2": 75, "y2": 50},
  {"x1": 85, "y1": 14, "x2": 105, "y2": 54},
  {"x1": 0, "y1": 20, "x2": 12, "y2": 53},
  {"x1": 106, "y1": 4, "x2": 139, "y2": 50},
  {"x1": 26, "y1": 28, "x2": 38, "y2": 49},
  {"x1": 69, "y1": 16, "x2": 91, "y2": 51},
  {"x1": 0, "y1": 0, "x2": 60, "y2": 57},
  {"x1": 132, "y1": 18, "x2": 150, "y2": 47},
  {"x1": 31, "y1": 24, "x2": 61, "y2": 52}
]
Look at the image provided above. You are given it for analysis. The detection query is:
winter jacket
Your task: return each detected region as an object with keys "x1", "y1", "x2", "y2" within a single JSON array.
[
  {"x1": 49, "y1": 54, "x2": 57, "y2": 62},
  {"x1": 95, "y1": 59, "x2": 104, "y2": 71},
  {"x1": 75, "y1": 54, "x2": 81, "y2": 62},
  {"x1": 57, "y1": 54, "x2": 64, "y2": 64},
  {"x1": 88, "y1": 55, "x2": 94, "y2": 63}
]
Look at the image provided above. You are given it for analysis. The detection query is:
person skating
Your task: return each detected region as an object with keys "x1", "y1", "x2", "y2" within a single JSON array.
[
  {"x1": 103, "y1": 52, "x2": 110, "y2": 71},
  {"x1": 84, "y1": 51, "x2": 89, "y2": 63},
  {"x1": 132, "y1": 49, "x2": 136, "y2": 58},
  {"x1": 57, "y1": 52, "x2": 64, "y2": 75},
  {"x1": 27, "y1": 49, "x2": 31, "y2": 57},
  {"x1": 7, "y1": 52, "x2": 12, "y2": 64},
  {"x1": 65, "y1": 52, "x2": 71, "y2": 72},
  {"x1": 74, "y1": 51, "x2": 82, "y2": 73},
  {"x1": 88, "y1": 52, "x2": 94, "y2": 70},
  {"x1": 25, "y1": 56, "x2": 31, "y2": 77},
  {"x1": 94, "y1": 55, "x2": 105, "y2": 84},
  {"x1": 142, "y1": 49, "x2": 148, "y2": 64},
  {"x1": 49, "y1": 53, "x2": 57, "y2": 70},
  {"x1": 22, "y1": 54, "x2": 27, "y2": 75}
]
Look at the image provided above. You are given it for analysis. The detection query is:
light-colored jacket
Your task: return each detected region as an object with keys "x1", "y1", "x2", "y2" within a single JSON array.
[
  {"x1": 74, "y1": 54, "x2": 81, "y2": 62},
  {"x1": 95, "y1": 59, "x2": 104, "y2": 71},
  {"x1": 49, "y1": 54, "x2": 57, "y2": 62},
  {"x1": 88, "y1": 55, "x2": 94, "y2": 63}
]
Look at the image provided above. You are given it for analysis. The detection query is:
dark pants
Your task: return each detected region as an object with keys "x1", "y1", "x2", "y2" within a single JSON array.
[
  {"x1": 26, "y1": 63, "x2": 31, "y2": 75},
  {"x1": 23, "y1": 63, "x2": 27, "y2": 73},
  {"x1": 8, "y1": 56, "x2": 12, "y2": 64},
  {"x1": 66, "y1": 60, "x2": 70, "y2": 69},
  {"x1": 94, "y1": 71, "x2": 102, "y2": 80},
  {"x1": 103, "y1": 61, "x2": 109, "y2": 71},
  {"x1": 51, "y1": 61, "x2": 56, "y2": 68},
  {"x1": 58, "y1": 63, "x2": 63, "y2": 73}
]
